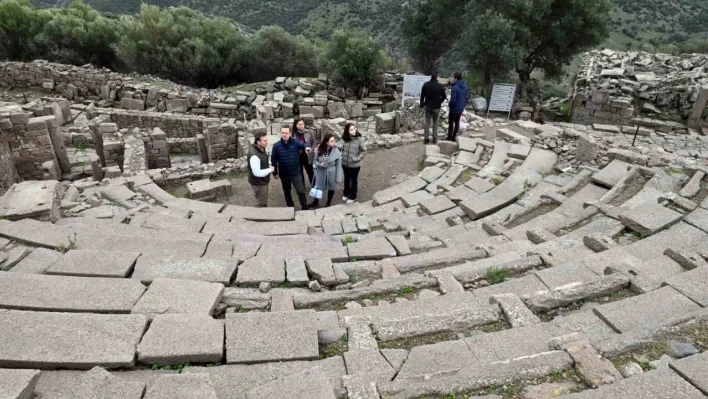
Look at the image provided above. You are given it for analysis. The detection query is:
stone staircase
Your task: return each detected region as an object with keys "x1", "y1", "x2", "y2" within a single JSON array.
[{"x1": 1, "y1": 121, "x2": 708, "y2": 399}]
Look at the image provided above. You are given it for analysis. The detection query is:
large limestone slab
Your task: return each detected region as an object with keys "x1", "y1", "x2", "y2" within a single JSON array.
[
  {"x1": 132, "y1": 278, "x2": 224, "y2": 319},
  {"x1": 473, "y1": 274, "x2": 549, "y2": 305},
  {"x1": 593, "y1": 286, "x2": 701, "y2": 333},
  {"x1": 0, "y1": 273, "x2": 146, "y2": 313},
  {"x1": 235, "y1": 257, "x2": 285, "y2": 285},
  {"x1": 401, "y1": 190, "x2": 434, "y2": 207},
  {"x1": 164, "y1": 198, "x2": 225, "y2": 214},
  {"x1": 396, "y1": 340, "x2": 477, "y2": 381},
  {"x1": 0, "y1": 310, "x2": 147, "y2": 369},
  {"x1": 45, "y1": 249, "x2": 140, "y2": 277},
  {"x1": 225, "y1": 310, "x2": 319, "y2": 364},
  {"x1": 373, "y1": 177, "x2": 428, "y2": 205},
  {"x1": 0, "y1": 219, "x2": 73, "y2": 250},
  {"x1": 559, "y1": 368, "x2": 704, "y2": 399},
  {"x1": 419, "y1": 195, "x2": 456, "y2": 215},
  {"x1": 664, "y1": 266, "x2": 708, "y2": 307},
  {"x1": 464, "y1": 323, "x2": 556, "y2": 364},
  {"x1": 392, "y1": 245, "x2": 485, "y2": 273},
  {"x1": 684, "y1": 207, "x2": 708, "y2": 234},
  {"x1": 245, "y1": 368, "x2": 335, "y2": 399},
  {"x1": 0, "y1": 368, "x2": 40, "y2": 399},
  {"x1": 343, "y1": 350, "x2": 396, "y2": 384},
  {"x1": 144, "y1": 374, "x2": 218, "y2": 399},
  {"x1": 617, "y1": 201, "x2": 683, "y2": 236},
  {"x1": 535, "y1": 261, "x2": 600, "y2": 290},
  {"x1": 137, "y1": 314, "x2": 224, "y2": 365},
  {"x1": 0, "y1": 180, "x2": 61, "y2": 222},
  {"x1": 347, "y1": 237, "x2": 397, "y2": 260},
  {"x1": 378, "y1": 351, "x2": 572, "y2": 398},
  {"x1": 591, "y1": 159, "x2": 633, "y2": 188},
  {"x1": 223, "y1": 205, "x2": 295, "y2": 221},
  {"x1": 183, "y1": 357, "x2": 346, "y2": 399},
  {"x1": 670, "y1": 351, "x2": 708, "y2": 395},
  {"x1": 46, "y1": 366, "x2": 147, "y2": 399},
  {"x1": 137, "y1": 183, "x2": 175, "y2": 206},
  {"x1": 418, "y1": 166, "x2": 446, "y2": 184},
  {"x1": 133, "y1": 256, "x2": 237, "y2": 284},
  {"x1": 8, "y1": 247, "x2": 62, "y2": 274}
]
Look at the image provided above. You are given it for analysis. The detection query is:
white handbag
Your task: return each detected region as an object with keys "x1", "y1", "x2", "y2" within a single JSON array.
[{"x1": 309, "y1": 171, "x2": 324, "y2": 199}]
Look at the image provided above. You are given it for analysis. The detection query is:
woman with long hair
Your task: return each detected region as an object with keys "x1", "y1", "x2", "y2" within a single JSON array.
[
  {"x1": 340, "y1": 123, "x2": 366, "y2": 204},
  {"x1": 292, "y1": 118, "x2": 315, "y2": 187},
  {"x1": 310, "y1": 133, "x2": 342, "y2": 208}
]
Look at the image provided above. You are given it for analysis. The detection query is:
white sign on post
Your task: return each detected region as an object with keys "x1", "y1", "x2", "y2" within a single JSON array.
[
  {"x1": 402, "y1": 75, "x2": 431, "y2": 107},
  {"x1": 487, "y1": 83, "x2": 517, "y2": 118}
]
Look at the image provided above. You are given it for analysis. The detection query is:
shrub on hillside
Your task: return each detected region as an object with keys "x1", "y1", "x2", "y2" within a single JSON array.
[
  {"x1": 321, "y1": 30, "x2": 390, "y2": 95},
  {"x1": 240, "y1": 26, "x2": 322, "y2": 82}
]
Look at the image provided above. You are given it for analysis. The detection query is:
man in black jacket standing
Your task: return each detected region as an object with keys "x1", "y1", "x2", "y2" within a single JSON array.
[{"x1": 420, "y1": 73, "x2": 447, "y2": 144}]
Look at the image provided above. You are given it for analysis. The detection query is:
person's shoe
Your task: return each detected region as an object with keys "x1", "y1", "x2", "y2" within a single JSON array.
[
  {"x1": 432, "y1": 139, "x2": 437, "y2": 144},
  {"x1": 307, "y1": 202, "x2": 318, "y2": 209},
  {"x1": 342, "y1": 196, "x2": 349, "y2": 202},
  {"x1": 346, "y1": 199, "x2": 355, "y2": 204},
  {"x1": 424, "y1": 139, "x2": 429, "y2": 144},
  {"x1": 325, "y1": 203, "x2": 332, "y2": 208}
]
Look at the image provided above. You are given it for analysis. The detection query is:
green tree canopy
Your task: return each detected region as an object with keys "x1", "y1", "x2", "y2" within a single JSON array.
[
  {"x1": 321, "y1": 30, "x2": 390, "y2": 95},
  {"x1": 115, "y1": 4, "x2": 248, "y2": 87},
  {"x1": 241, "y1": 26, "x2": 321, "y2": 82},
  {"x1": 0, "y1": 0, "x2": 51, "y2": 60},
  {"x1": 459, "y1": 10, "x2": 523, "y2": 91},
  {"x1": 38, "y1": 0, "x2": 120, "y2": 67},
  {"x1": 400, "y1": 0, "x2": 468, "y2": 74},
  {"x1": 465, "y1": 0, "x2": 611, "y2": 96}
]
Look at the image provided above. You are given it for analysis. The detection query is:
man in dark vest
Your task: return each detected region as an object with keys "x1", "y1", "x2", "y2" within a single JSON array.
[{"x1": 247, "y1": 132, "x2": 274, "y2": 207}]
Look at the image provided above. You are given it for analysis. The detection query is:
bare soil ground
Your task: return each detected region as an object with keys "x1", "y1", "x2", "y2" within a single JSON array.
[{"x1": 167, "y1": 143, "x2": 426, "y2": 209}]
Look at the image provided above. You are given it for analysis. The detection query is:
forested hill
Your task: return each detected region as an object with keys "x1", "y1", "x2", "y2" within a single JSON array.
[{"x1": 30, "y1": 0, "x2": 708, "y2": 53}]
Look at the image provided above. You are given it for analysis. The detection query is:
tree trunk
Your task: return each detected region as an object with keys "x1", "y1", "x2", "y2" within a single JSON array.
[{"x1": 518, "y1": 69, "x2": 531, "y2": 100}]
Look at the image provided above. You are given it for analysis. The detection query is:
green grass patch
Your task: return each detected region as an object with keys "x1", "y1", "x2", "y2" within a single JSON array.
[
  {"x1": 396, "y1": 286, "x2": 414, "y2": 297},
  {"x1": 151, "y1": 362, "x2": 191, "y2": 373},
  {"x1": 486, "y1": 267, "x2": 509, "y2": 284},
  {"x1": 74, "y1": 144, "x2": 87, "y2": 152},
  {"x1": 341, "y1": 235, "x2": 355, "y2": 245},
  {"x1": 523, "y1": 179, "x2": 532, "y2": 190},
  {"x1": 319, "y1": 335, "x2": 348, "y2": 359},
  {"x1": 492, "y1": 176, "x2": 503, "y2": 185}
]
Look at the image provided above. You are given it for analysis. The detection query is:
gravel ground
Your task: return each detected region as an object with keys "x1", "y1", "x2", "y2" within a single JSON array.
[{"x1": 167, "y1": 143, "x2": 426, "y2": 209}]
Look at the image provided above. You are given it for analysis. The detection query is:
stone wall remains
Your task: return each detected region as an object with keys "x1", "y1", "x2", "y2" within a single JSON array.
[
  {"x1": 205, "y1": 124, "x2": 241, "y2": 161},
  {"x1": 0, "y1": 130, "x2": 19, "y2": 194},
  {"x1": 0, "y1": 60, "x2": 401, "y2": 122},
  {"x1": 122, "y1": 134, "x2": 146, "y2": 177},
  {"x1": 0, "y1": 108, "x2": 61, "y2": 181},
  {"x1": 167, "y1": 138, "x2": 198, "y2": 154},
  {"x1": 145, "y1": 128, "x2": 170, "y2": 169},
  {"x1": 96, "y1": 108, "x2": 220, "y2": 139}
]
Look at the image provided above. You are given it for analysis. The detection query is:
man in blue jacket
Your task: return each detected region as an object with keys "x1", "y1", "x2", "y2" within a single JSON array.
[
  {"x1": 447, "y1": 72, "x2": 469, "y2": 142},
  {"x1": 271, "y1": 126, "x2": 312, "y2": 210}
]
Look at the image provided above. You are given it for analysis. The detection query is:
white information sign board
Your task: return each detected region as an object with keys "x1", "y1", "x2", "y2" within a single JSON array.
[
  {"x1": 402, "y1": 75, "x2": 431, "y2": 107},
  {"x1": 487, "y1": 83, "x2": 517, "y2": 118}
]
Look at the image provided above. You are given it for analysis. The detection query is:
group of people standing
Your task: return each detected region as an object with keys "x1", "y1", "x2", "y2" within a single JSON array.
[
  {"x1": 247, "y1": 72, "x2": 467, "y2": 210},
  {"x1": 247, "y1": 118, "x2": 367, "y2": 210},
  {"x1": 420, "y1": 72, "x2": 469, "y2": 144}
]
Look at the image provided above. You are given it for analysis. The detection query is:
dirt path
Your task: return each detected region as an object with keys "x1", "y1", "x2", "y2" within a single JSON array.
[{"x1": 167, "y1": 143, "x2": 426, "y2": 208}]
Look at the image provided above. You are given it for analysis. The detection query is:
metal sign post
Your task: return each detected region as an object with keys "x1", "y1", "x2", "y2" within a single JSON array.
[
  {"x1": 401, "y1": 75, "x2": 431, "y2": 108},
  {"x1": 487, "y1": 83, "x2": 516, "y2": 119}
]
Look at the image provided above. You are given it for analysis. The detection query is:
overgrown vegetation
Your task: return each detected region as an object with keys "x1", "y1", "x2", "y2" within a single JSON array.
[
  {"x1": 1, "y1": 0, "x2": 388, "y2": 90},
  {"x1": 485, "y1": 267, "x2": 509, "y2": 284}
]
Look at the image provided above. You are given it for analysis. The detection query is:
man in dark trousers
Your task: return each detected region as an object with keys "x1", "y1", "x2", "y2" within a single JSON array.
[
  {"x1": 447, "y1": 72, "x2": 469, "y2": 142},
  {"x1": 271, "y1": 126, "x2": 312, "y2": 210},
  {"x1": 247, "y1": 132, "x2": 274, "y2": 207},
  {"x1": 420, "y1": 72, "x2": 447, "y2": 144}
]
